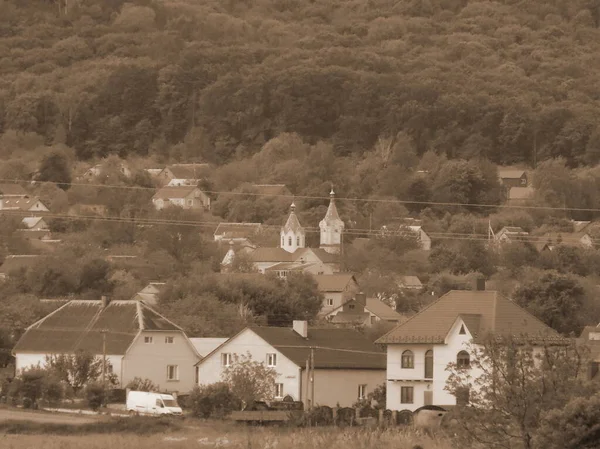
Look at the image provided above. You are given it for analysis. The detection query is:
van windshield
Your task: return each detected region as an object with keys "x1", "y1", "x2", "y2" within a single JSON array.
[{"x1": 163, "y1": 399, "x2": 178, "y2": 407}]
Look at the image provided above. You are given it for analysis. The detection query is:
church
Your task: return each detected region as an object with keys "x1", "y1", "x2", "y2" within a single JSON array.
[{"x1": 222, "y1": 189, "x2": 345, "y2": 276}]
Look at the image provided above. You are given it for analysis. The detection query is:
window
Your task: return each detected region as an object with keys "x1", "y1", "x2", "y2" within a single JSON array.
[
  {"x1": 167, "y1": 365, "x2": 179, "y2": 381},
  {"x1": 459, "y1": 325, "x2": 466, "y2": 335},
  {"x1": 267, "y1": 353, "x2": 277, "y2": 367},
  {"x1": 326, "y1": 298, "x2": 334, "y2": 307},
  {"x1": 144, "y1": 336, "x2": 153, "y2": 344},
  {"x1": 424, "y1": 350, "x2": 433, "y2": 379},
  {"x1": 296, "y1": 236, "x2": 300, "y2": 246},
  {"x1": 348, "y1": 304, "x2": 355, "y2": 310},
  {"x1": 165, "y1": 336, "x2": 174, "y2": 344},
  {"x1": 274, "y1": 383, "x2": 284, "y2": 398},
  {"x1": 457, "y1": 350, "x2": 471, "y2": 369},
  {"x1": 288, "y1": 237, "x2": 292, "y2": 246},
  {"x1": 221, "y1": 353, "x2": 233, "y2": 367},
  {"x1": 400, "y1": 386, "x2": 414, "y2": 404},
  {"x1": 401, "y1": 350, "x2": 414, "y2": 369},
  {"x1": 195, "y1": 366, "x2": 199, "y2": 384},
  {"x1": 358, "y1": 384, "x2": 367, "y2": 400},
  {"x1": 187, "y1": 199, "x2": 193, "y2": 206},
  {"x1": 281, "y1": 236, "x2": 284, "y2": 246}
]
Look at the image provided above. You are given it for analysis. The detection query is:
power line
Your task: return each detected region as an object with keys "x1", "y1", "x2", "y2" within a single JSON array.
[{"x1": 2, "y1": 177, "x2": 600, "y2": 213}]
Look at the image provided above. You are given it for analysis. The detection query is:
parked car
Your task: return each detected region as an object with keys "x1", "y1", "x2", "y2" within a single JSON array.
[{"x1": 126, "y1": 391, "x2": 182, "y2": 416}]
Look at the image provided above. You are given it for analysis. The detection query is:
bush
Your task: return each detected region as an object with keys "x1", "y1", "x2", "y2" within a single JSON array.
[
  {"x1": 189, "y1": 383, "x2": 240, "y2": 418},
  {"x1": 125, "y1": 377, "x2": 158, "y2": 392},
  {"x1": 41, "y1": 375, "x2": 65, "y2": 406},
  {"x1": 85, "y1": 382, "x2": 107, "y2": 411},
  {"x1": 19, "y1": 368, "x2": 46, "y2": 408}
]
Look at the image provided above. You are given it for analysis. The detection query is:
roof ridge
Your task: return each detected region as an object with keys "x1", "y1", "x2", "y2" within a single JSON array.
[{"x1": 494, "y1": 291, "x2": 563, "y2": 338}]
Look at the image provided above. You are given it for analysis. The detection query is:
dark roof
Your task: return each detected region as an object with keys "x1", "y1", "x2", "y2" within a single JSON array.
[
  {"x1": 282, "y1": 208, "x2": 303, "y2": 234},
  {"x1": 249, "y1": 247, "x2": 295, "y2": 262},
  {"x1": 153, "y1": 185, "x2": 200, "y2": 200},
  {"x1": 298, "y1": 248, "x2": 339, "y2": 264},
  {"x1": 377, "y1": 290, "x2": 566, "y2": 345},
  {"x1": 331, "y1": 312, "x2": 370, "y2": 324},
  {"x1": 14, "y1": 300, "x2": 181, "y2": 355},
  {"x1": 0, "y1": 184, "x2": 28, "y2": 196},
  {"x1": 264, "y1": 262, "x2": 315, "y2": 271},
  {"x1": 366, "y1": 298, "x2": 403, "y2": 321},
  {"x1": 249, "y1": 327, "x2": 385, "y2": 370},
  {"x1": 167, "y1": 164, "x2": 209, "y2": 179},
  {"x1": 313, "y1": 274, "x2": 357, "y2": 292},
  {"x1": 498, "y1": 168, "x2": 526, "y2": 179},
  {"x1": 2, "y1": 196, "x2": 47, "y2": 211}
]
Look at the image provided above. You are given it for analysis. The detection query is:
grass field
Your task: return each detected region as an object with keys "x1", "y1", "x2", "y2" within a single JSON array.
[{"x1": 0, "y1": 421, "x2": 455, "y2": 449}]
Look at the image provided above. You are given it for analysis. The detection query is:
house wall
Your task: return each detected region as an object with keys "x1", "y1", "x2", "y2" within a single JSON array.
[
  {"x1": 501, "y1": 175, "x2": 527, "y2": 188},
  {"x1": 29, "y1": 201, "x2": 49, "y2": 212},
  {"x1": 386, "y1": 319, "x2": 482, "y2": 411},
  {"x1": 167, "y1": 178, "x2": 199, "y2": 187},
  {"x1": 302, "y1": 263, "x2": 333, "y2": 276},
  {"x1": 15, "y1": 353, "x2": 123, "y2": 383},
  {"x1": 280, "y1": 230, "x2": 304, "y2": 253},
  {"x1": 196, "y1": 328, "x2": 303, "y2": 401},
  {"x1": 320, "y1": 279, "x2": 360, "y2": 316},
  {"x1": 418, "y1": 230, "x2": 431, "y2": 251},
  {"x1": 301, "y1": 369, "x2": 385, "y2": 408},
  {"x1": 122, "y1": 331, "x2": 200, "y2": 394}
]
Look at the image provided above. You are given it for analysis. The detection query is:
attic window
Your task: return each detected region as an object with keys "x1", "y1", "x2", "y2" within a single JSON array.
[{"x1": 459, "y1": 325, "x2": 466, "y2": 335}]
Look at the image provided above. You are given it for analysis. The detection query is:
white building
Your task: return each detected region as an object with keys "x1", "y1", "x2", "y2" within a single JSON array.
[
  {"x1": 319, "y1": 189, "x2": 344, "y2": 254},
  {"x1": 196, "y1": 321, "x2": 386, "y2": 408},
  {"x1": 377, "y1": 288, "x2": 565, "y2": 411},
  {"x1": 152, "y1": 186, "x2": 210, "y2": 211}
]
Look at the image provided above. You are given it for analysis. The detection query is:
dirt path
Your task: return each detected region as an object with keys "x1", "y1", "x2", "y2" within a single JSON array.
[{"x1": 0, "y1": 408, "x2": 98, "y2": 425}]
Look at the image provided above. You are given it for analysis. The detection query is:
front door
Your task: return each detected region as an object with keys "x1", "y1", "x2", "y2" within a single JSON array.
[{"x1": 424, "y1": 390, "x2": 433, "y2": 406}]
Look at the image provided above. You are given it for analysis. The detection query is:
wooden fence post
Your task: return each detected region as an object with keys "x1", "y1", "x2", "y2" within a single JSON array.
[
  {"x1": 378, "y1": 409, "x2": 384, "y2": 428},
  {"x1": 392, "y1": 410, "x2": 398, "y2": 427}
]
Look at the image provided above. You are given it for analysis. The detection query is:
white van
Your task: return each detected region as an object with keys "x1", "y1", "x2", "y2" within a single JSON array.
[{"x1": 126, "y1": 391, "x2": 183, "y2": 416}]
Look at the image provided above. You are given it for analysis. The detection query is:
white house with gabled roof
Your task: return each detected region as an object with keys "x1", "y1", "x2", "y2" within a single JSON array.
[{"x1": 376, "y1": 287, "x2": 567, "y2": 411}]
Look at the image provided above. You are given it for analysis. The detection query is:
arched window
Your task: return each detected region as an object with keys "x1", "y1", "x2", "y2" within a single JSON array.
[
  {"x1": 401, "y1": 350, "x2": 414, "y2": 369},
  {"x1": 288, "y1": 237, "x2": 292, "y2": 246},
  {"x1": 457, "y1": 350, "x2": 470, "y2": 369},
  {"x1": 424, "y1": 350, "x2": 433, "y2": 379},
  {"x1": 296, "y1": 236, "x2": 300, "y2": 246}
]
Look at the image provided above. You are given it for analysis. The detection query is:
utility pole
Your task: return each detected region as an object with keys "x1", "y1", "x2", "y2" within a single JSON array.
[
  {"x1": 101, "y1": 330, "x2": 107, "y2": 386},
  {"x1": 310, "y1": 347, "x2": 315, "y2": 411},
  {"x1": 305, "y1": 358, "x2": 311, "y2": 411}
]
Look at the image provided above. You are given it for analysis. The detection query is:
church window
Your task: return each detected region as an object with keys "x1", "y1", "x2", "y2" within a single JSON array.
[
  {"x1": 296, "y1": 236, "x2": 300, "y2": 246},
  {"x1": 288, "y1": 237, "x2": 292, "y2": 246}
]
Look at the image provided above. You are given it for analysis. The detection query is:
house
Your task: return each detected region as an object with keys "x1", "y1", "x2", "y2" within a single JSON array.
[
  {"x1": 506, "y1": 186, "x2": 534, "y2": 205},
  {"x1": 251, "y1": 184, "x2": 292, "y2": 197},
  {"x1": 376, "y1": 286, "x2": 566, "y2": 411},
  {"x1": 498, "y1": 168, "x2": 528, "y2": 188},
  {"x1": 265, "y1": 261, "x2": 333, "y2": 278},
  {"x1": 407, "y1": 226, "x2": 431, "y2": 251},
  {"x1": 214, "y1": 223, "x2": 263, "y2": 245},
  {"x1": 0, "y1": 255, "x2": 42, "y2": 280},
  {"x1": 495, "y1": 226, "x2": 529, "y2": 243},
  {"x1": 314, "y1": 274, "x2": 360, "y2": 316},
  {"x1": 536, "y1": 232, "x2": 593, "y2": 251},
  {"x1": 0, "y1": 183, "x2": 28, "y2": 207},
  {"x1": 145, "y1": 168, "x2": 163, "y2": 178},
  {"x1": 0, "y1": 196, "x2": 49, "y2": 212},
  {"x1": 397, "y1": 276, "x2": 423, "y2": 291},
  {"x1": 326, "y1": 293, "x2": 403, "y2": 327},
  {"x1": 131, "y1": 282, "x2": 166, "y2": 306},
  {"x1": 159, "y1": 164, "x2": 209, "y2": 187},
  {"x1": 83, "y1": 160, "x2": 132, "y2": 179},
  {"x1": 189, "y1": 338, "x2": 228, "y2": 357},
  {"x1": 196, "y1": 321, "x2": 386, "y2": 407},
  {"x1": 577, "y1": 325, "x2": 600, "y2": 380},
  {"x1": 13, "y1": 298, "x2": 201, "y2": 394},
  {"x1": 152, "y1": 186, "x2": 211, "y2": 211},
  {"x1": 21, "y1": 217, "x2": 49, "y2": 231}
]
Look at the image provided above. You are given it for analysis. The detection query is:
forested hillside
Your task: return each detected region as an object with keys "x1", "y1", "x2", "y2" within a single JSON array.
[{"x1": 1, "y1": 0, "x2": 600, "y2": 167}]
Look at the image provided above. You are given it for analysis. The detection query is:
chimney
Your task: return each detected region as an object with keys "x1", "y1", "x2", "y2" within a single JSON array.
[
  {"x1": 355, "y1": 292, "x2": 367, "y2": 307},
  {"x1": 101, "y1": 296, "x2": 110, "y2": 308},
  {"x1": 293, "y1": 320, "x2": 308, "y2": 338},
  {"x1": 475, "y1": 278, "x2": 486, "y2": 291}
]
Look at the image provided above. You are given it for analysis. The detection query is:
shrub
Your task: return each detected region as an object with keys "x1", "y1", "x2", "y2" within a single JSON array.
[
  {"x1": 125, "y1": 377, "x2": 158, "y2": 392},
  {"x1": 188, "y1": 383, "x2": 240, "y2": 418},
  {"x1": 41, "y1": 375, "x2": 65, "y2": 406},
  {"x1": 85, "y1": 382, "x2": 107, "y2": 411},
  {"x1": 19, "y1": 368, "x2": 46, "y2": 408}
]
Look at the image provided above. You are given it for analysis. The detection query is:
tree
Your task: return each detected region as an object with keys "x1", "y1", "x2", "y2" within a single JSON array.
[
  {"x1": 446, "y1": 336, "x2": 593, "y2": 449},
  {"x1": 125, "y1": 377, "x2": 158, "y2": 392},
  {"x1": 37, "y1": 150, "x2": 72, "y2": 190},
  {"x1": 188, "y1": 383, "x2": 240, "y2": 418},
  {"x1": 534, "y1": 393, "x2": 600, "y2": 449},
  {"x1": 513, "y1": 271, "x2": 587, "y2": 335},
  {"x1": 221, "y1": 352, "x2": 277, "y2": 409},
  {"x1": 45, "y1": 351, "x2": 103, "y2": 393}
]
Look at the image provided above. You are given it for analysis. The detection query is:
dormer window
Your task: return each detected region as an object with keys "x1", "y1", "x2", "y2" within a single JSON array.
[{"x1": 457, "y1": 350, "x2": 471, "y2": 369}]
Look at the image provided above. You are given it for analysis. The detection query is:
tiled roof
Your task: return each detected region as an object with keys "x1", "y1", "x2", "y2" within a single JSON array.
[
  {"x1": 498, "y1": 168, "x2": 526, "y2": 179},
  {"x1": 249, "y1": 247, "x2": 296, "y2": 262},
  {"x1": 398, "y1": 275, "x2": 423, "y2": 288},
  {"x1": 214, "y1": 223, "x2": 262, "y2": 238},
  {"x1": 0, "y1": 184, "x2": 28, "y2": 196},
  {"x1": 365, "y1": 298, "x2": 403, "y2": 321},
  {"x1": 2, "y1": 196, "x2": 47, "y2": 211},
  {"x1": 152, "y1": 185, "x2": 198, "y2": 200},
  {"x1": 0, "y1": 255, "x2": 42, "y2": 275},
  {"x1": 331, "y1": 311, "x2": 370, "y2": 324},
  {"x1": 508, "y1": 187, "x2": 534, "y2": 200},
  {"x1": 167, "y1": 164, "x2": 208, "y2": 180},
  {"x1": 251, "y1": 184, "x2": 292, "y2": 197},
  {"x1": 313, "y1": 274, "x2": 357, "y2": 292},
  {"x1": 298, "y1": 248, "x2": 339, "y2": 264},
  {"x1": 250, "y1": 326, "x2": 386, "y2": 370},
  {"x1": 264, "y1": 262, "x2": 315, "y2": 271},
  {"x1": 13, "y1": 300, "x2": 181, "y2": 355},
  {"x1": 377, "y1": 290, "x2": 566, "y2": 345},
  {"x1": 320, "y1": 191, "x2": 344, "y2": 227}
]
